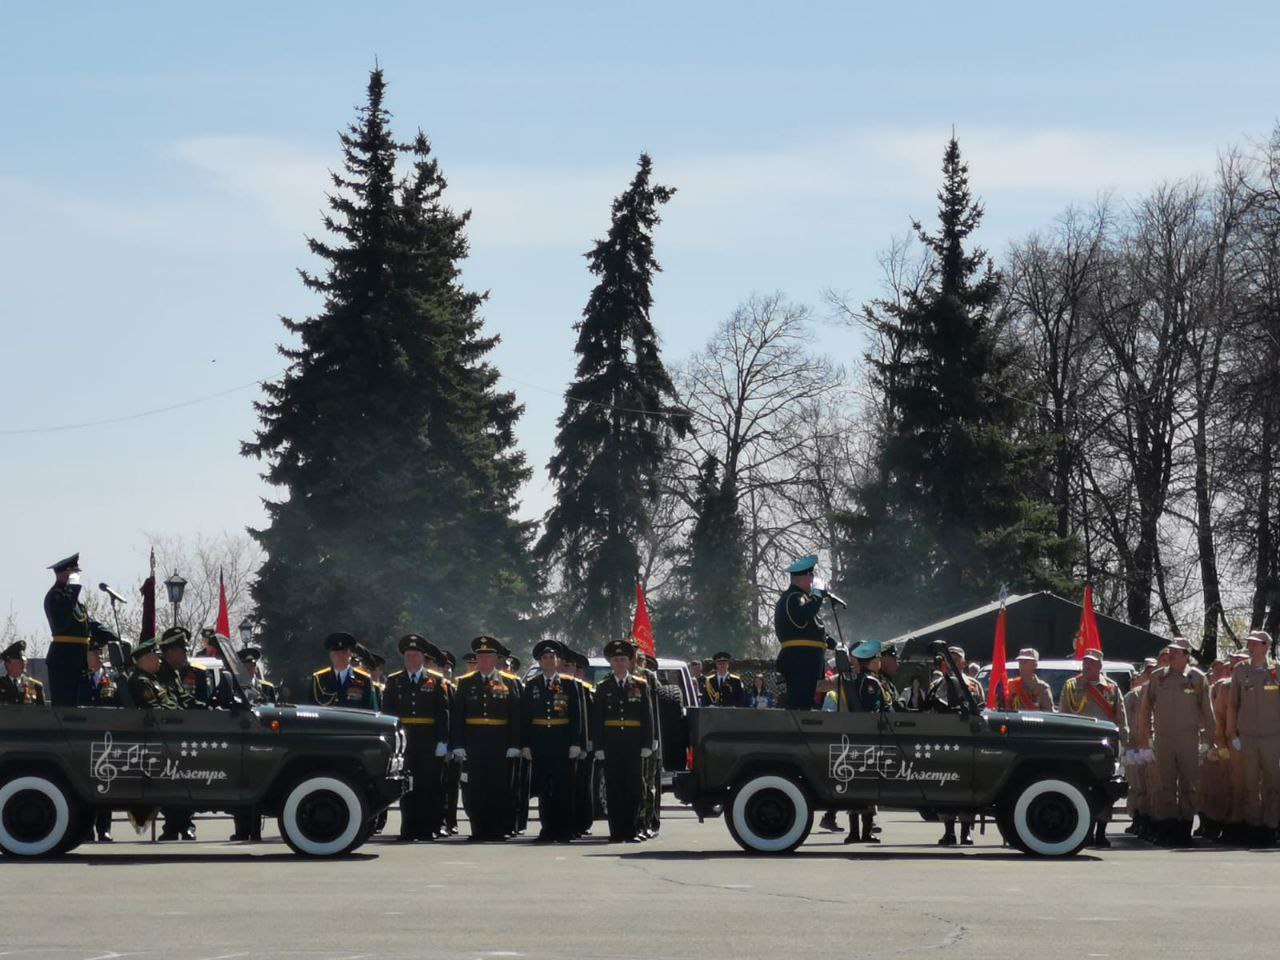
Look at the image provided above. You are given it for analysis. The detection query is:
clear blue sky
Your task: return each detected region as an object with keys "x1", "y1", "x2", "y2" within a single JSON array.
[{"x1": 2, "y1": 1, "x2": 1276, "y2": 635}]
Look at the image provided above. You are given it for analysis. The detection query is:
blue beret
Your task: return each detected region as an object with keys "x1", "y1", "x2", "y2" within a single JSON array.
[
  {"x1": 787, "y1": 555, "x2": 818, "y2": 575},
  {"x1": 852, "y1": 640, "x2": 882, "y2": 659}
]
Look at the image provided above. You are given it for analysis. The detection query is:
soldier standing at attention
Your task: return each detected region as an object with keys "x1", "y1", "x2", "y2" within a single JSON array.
[
  {"x1": 127, "y1": 637, "x2": 179, "y2": 709},
  {"x1": 634, "y1": 651, "x2": 665, "y2": 839},
  {"x1": 1137, "y1": 637, "x2": 1217, "y2": 846},
  {"x1": 453, "y1": 636, "x2": 521, "y2": 841},
  {"x1": 43, "y1": 553, "x2": 118, "y2": 706},
  {"x1": 704, "y1": 652, "x2": 746, "y2": 707},
  {"x1": 839, "y1": 641, "x2": 889, "y2": 844},
  {"x1": 1123, "y1": 658, "x2": 1156, "y2": 837},
  {"x1": 311, "y1": 633, "x2": 379, "y2": 709},
  {"x1": 928, "y1": 646, "x2": 985, "y2": 846},
  {"x1": 382, "y1": 634, "x2": 452, "y2": 842},
  {"x1": 1059, "y1": 650, "x2": 1128, "y2": 847},
  {"x1": 567, "y1": 649, "x2": 598, "y2": 838},
  {"x1": 521, "y1": 640, "x2": 583, "y2": 842},
  {"x1": 1226, "y1": 630, "x2": 1280, "y2": 847},
  {"x1": 1196, "y1": 658, "x2": 1234, "y2": 841},
  {"x1": 774, "y1": 555, "x2": 836, "y2": 710},
  {"x1": 593, "y1": 639, "x2": 654, "y2": 842},
  {"x1": 75, "y1": 637, "x2": 119, "y2": 841},
  {"x1": 502, "y1": 654, "x2": 532, "y2": 836},
  {"x1": 1008, "y1": 648, "x2": 1054, "y2": 712},
  {"x1": 439, "y1": 650, "x2": 462, "y2": 836},
  {"x1": 0, "y1": 641, "x2": 45, "y2": 705}
]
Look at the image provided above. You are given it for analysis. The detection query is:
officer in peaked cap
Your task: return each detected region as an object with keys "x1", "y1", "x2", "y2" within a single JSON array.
[
  {"x1": 236, "y1": 646, "x2": 277, "y2": 704},
  {"x1": 704, "y1": 651, "x2": 746, "y2": 708},
  {"x1": 593, "y1": 639, "x2": 654, "y2": 842},
  {"x1": 157, "y1": 627, "x2": 212, "y2": 710},
  {"x1": 43, "y1": 553, "x2": 119, "y2": 706},
  {"x1": 521, "y1": 639, "x2": 584, "y2": 842},
  {"x1": 774, "y1": 554, "x2": 836, "y2": 710},
  {"x1": 453, "y1": 635, "x2": 521, "y2": 840},
  {"x1": 382, "y1": 633, "x2": 452, "y2": 841},
  {"x1": 1008, "y1": 648, "x2": 1054, "y2": 712},
  {"x1": 0, "y1": 640, "x2": 45, "y2": 705},
  {"x1": 311, "y1": 632, "x2": 379, "y2": 710},
  {"x1": 127, "y1": 636, "x2": 179, "y2": 709},
  {"x1": 838, "y1": 639, "x2": 889, "y2": 844}
]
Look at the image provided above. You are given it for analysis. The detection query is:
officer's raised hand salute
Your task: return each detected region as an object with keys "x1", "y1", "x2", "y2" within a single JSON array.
[
  {"x1": 43, "y1": 553, "x2": 118, "y2": 706},
  {"x1": 774, "y1": 555, "x2": 836, "y2": 710}
]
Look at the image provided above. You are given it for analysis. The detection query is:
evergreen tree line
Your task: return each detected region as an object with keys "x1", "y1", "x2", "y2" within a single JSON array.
[{"x1": 245, "y1": 70, "x2": 1280, "y2": 685}]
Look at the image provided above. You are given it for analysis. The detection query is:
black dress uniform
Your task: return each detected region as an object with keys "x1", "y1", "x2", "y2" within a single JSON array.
[
  {"x1": 522, "y1": 641, "x2": 585, "y2": 842},
  {"x1": 635, "y1": 655, "x2": 664, "y2": 838},
  {"x1": 440, "y1": 650, "x2": 462, "y2": 835},
  {"x1": 773, "y1": 555, "x2": 835, "y2": 711},
  {"x1": 75, "y1": 661, "x2": 121, "y2": 706},
  {"x1": 503, "y1": 666, "x2": 532, "y2": 835},
  {"x1": 704, "y1": 655, "x2": 747, "y2": 707},
  {"x1": 455, "y1": 636, "x2": 520, "y2": 841},
  {"x1": 565, "y1": 649, "x2": 597, "y2": 837},
  {"x1": 382, "y1": 635, "x2": 452, "y2": 841},
  {"x1": 0, "y1": 641, "x2": 46, "y2": 705},
  {"x1": 311, "y1": 632, "x2": 380, "y2": 710},
  {"x1": 232, "y1": 646, "x2": 273, "y2": 841},
  {"x1": 593, "y1": 640, "x2": 655, "y2": 842},
  {"x1": 43, "y1": 553, "x2": 118, "y2": 706}
]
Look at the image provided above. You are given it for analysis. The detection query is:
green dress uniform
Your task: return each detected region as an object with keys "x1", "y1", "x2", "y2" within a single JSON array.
[
  {"x1": 43, "y1": 554, "x2": 118, "y2": 706},
  {"x1": 593, "y1": 642, "x2": 655, "y2": 842},
  {"x1": 159, "y1": 661, "x2": 212, "y2": 709},
  {"x1": 382, "y1": 635, "x2": 452, "y2": 841},
  {"x1": 455, "y1": 638, "x2": 520, "y2": 841},
  {"x1": 521, "y1": 644, "x2": 584, "y2": 842},
  {"x1": 128, "y1": 658, "x2": 180, "y2": 710},
  {"x1": 773, "y1": 556, "x2": 835, "y2": 710}
]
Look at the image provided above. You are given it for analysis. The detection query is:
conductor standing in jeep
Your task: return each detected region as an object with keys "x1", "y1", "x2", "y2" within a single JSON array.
[{"x1": 774, "y1": 555, "x2": 836, "y2": 710}]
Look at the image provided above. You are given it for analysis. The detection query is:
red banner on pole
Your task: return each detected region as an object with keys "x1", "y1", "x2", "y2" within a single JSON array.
[
  {"x1": 1074, "y1": 583, "x2": 1101, "y2": 659},
  {"x1": 987, "y1": 606, "x2": 1008, "y2": 710},
  {"x1": 215, "y1": 570, "x2": 231, "y2": 639},
  {"x1": 139, "y1": 547, "x2": 156, "y2": 642},
  {"x1": 631, "y1": 582, "x2": 655, "y2": 659}
]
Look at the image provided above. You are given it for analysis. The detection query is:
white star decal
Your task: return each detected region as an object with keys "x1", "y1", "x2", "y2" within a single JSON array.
[
  {"x1": 221, "y1": 741, "x2": 230, "y2": 749},
  {"x1": 179, "y1": 741, "x2": 188, "y2": 749},
  {"x1": 200, "y1": 741, "x2": 209, "y2": 749}
]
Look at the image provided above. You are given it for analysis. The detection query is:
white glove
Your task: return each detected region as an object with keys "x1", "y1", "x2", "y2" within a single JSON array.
[
  {"x1": 652, "y1": 740, "x2": 660, "y2": 751},
  {"x1": 434, "y1": 742, "x2": 448, "y2": 758},
  {"x1": 505, "y1": 748, "x2": 520, "y2": 759},
  {"x1": 813, "y1": 577, "x2": 827, "y2": 593},
  {"x1": 640, "y1": 747, "x2": 653, "y2": 758},
  {"x1": 569, "y1": 745, "x2": 583, "y2": 759},
  {"x1": 452, "y1": 748, "x2": 467, "y2": 761},
  {"x1": 1233, "y1": 737, "x2": 1243, "y2": 751},
  {"x1": 595, "y1": 750, "x2": 605, "y2": 760},
  {"x1": 521, "y1": 747, "x2": 532, "y2": 760}
]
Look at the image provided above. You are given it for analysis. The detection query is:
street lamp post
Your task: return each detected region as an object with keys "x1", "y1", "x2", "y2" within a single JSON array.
[
  {"x1": 238, "y1": 617, "x2": 254, "y2": 649},
  {"x1": 164, "y1": 572, "x2": 187, "y2": 630}
]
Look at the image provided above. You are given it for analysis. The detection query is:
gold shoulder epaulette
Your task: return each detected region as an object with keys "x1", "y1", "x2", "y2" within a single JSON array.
[
  {"x1": 353, "y1": 667, "x2": 372, "y2": 679},
  {"x1": 456, "y1": 670, "x2": 478, "y2": 681},
  {"x1": 559, "y1": 672, "x2": 577, "y2": 681},
  {"x1": 386, "y1": 670, "x2": 405, "y2": 680},
  {"x1": 426, "y1": 668, "x2": 445, "y2": 680},
  {"x1": 633, "y1": 675, "x2": 648, "y2": 685},
  {"x1": 312, "y1": 667, "x2": 330, "y2": 677},
  {"x1": 500, "y1": 670, "x2": 519, "y2": 681}
]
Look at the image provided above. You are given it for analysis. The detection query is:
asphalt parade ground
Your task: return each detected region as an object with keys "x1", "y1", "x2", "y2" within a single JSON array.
[{"x1": 3, "y1": 805, "x2": 1278, "y2": 960}]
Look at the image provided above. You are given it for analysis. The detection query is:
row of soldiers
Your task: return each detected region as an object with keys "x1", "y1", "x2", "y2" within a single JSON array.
[{"x1": 311, "y1": 631, "x2": 664, "y2": 844}]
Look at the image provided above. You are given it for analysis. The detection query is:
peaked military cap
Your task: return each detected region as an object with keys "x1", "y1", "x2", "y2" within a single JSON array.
[
  {"x1": 158, "y1": 626, "x2": 191, "y2": 649},
  {"x1": 48, "y1": 553, "x2": 81, "y2": 573},
  {"x1": 507, "y1": 656, "x2": 521, "y2": 671},
  {"x1": 787, "y1": 554, "x2": 818, "y2": 575},
  {"x1": 471, "y1": 635, "x2": 503, "y2": 655},
  {"x1": 132, "y1": 636, "x2": 160, "y2": 660},
  {"x1": 443, "y1": 650, "x2": 457, "y2": 669},
  {"x1": 712, "y1": 651, "x2": 732, "y2": 662},
  {"x1": 88, "y1": 635, "x2": 110, "y2": 652},
  {"x1": 1166, "y1": 637, "x2": 1192, "y2": 653},
  {"x1": 1081, "y1": 649, "x2": 1103, "y2": 663},
  {"x1": 237, "y1": 646, "x2": 263, "y2": 664},
  {"x1": 463, "y1": 651, "x2": 478, "y2": 664},
  {"x1": 1248, "y1": 630, "x2": 1273, "y2": 646},
  {"x1": 398, "y1": 633, "x2": 432, "y2": 657},
  {"x1": 643, "y1": 654, "x2": 659, "y2": 669},
  {"x1": 1016, "y1": 647, "x2": 1040, "y2": 662},
  {"x1": 851, "y1": 640, "x2": 882, "y2": 659},
  {"x1": 1, "y1": 640, "x2": 27, "y2": 660},
  {"x1": 881, "y1": 641, "x2": 901, "y2": 658},
  {"x1": 532, "y1": 639, "x2": 562, "y2": 660},
  {"x1": 324, "y1": 632, "x2": 358, "y2": 652},
  {"x1": 701, "y1": 657, "x2": 714, "y2": 674},
  {"x1": 604, "y1": 638, "x2": 635, "y2": 659}
]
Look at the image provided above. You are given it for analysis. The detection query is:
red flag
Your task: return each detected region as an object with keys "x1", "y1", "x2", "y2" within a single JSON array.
[
  {"x1": 1074, "y1": 583, "x2": 1101, "y2": 659},
  {"x1": 139, "y1": 548, "x2": 156, "y2": 642},
  {"x1": 215, "y1": 570, "x2": 231, "y2": 639},
  {"x1": 987, "y1": 606, "x2": 1008, "y2": 710},
  {"x1": 631, "y1": 582, "x2": 655, "y2": 659}
]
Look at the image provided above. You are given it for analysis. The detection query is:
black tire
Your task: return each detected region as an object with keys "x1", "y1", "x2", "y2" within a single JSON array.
[
  {"x1": 0, "y1": 773, "x2": 79, "y2": 858},
  {"x1": 725, "y1": 774, "x2": 813, "y2": 854},
  {"x1": 1003, "y1": 777, "x2": 1093, "y2": 857},
  {"x1": 277, "y1": 773, "x2": 369, "y2": 857},
  {"x1": 657, "y1": 684, "x2": 688, "y2": 772}
]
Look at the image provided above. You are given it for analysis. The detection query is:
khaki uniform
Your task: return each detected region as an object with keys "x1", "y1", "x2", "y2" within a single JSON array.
[
  {"x1": 1228, "y1": 661, "x2": 1280, "y2": 829},
  {"x1": 1123, "y1": 685, "x2": 1149, "y2": 818},
  {"x1": 1138, "y1": 666, "x2": 1215, "y2": 822},
  {"x1": 1060, "y1": 673, "x2": 1127, "y2": 822},
  {"x1": 1197, "y1": 679, "x2": 1234, "y2": 826},
  {"x1": 1007, "y1": 675, "x2": 1054, "y2": 712}
]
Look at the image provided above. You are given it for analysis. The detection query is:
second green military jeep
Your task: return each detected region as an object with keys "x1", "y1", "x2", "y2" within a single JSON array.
[
  {"x1": 673, "y1": 649, "x2": 1126, "y2": 858},
  {"x1": 0, "y1": 639, "x2": 407, "y2": 859}
]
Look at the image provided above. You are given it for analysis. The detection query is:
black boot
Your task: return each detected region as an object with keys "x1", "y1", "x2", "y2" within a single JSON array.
[
  {"x1": 861, "y1": 813, "x2": 880, "y2": 845},
  {"x1": 1123, "y1": 817, "x2": 1140, "y2": 836},
  {"x1": 959, "y1": 822, "x2": 974, "y2": 846},
  {"x1": 1093, "y1": 821, "x2": 1111, "y2": 848},
  {"x1": 938, "y1": 822, "x2": 957, "y2": 846},
  {"x1": 843, "y1": 813, "x2": 861, "y2": 844},
  {"x1": 819, "y1": 810, "x2": 839, "y2": 832}
]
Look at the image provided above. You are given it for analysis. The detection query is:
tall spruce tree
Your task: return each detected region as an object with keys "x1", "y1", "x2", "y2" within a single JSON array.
[
  {"x1": 835, "y1": 138, "x2": 1071, "y2": 632},
  {"x1": 243, "y1": 70, "x2": 536, "y2": 685},
  {"x1": 537, "y1": 154, "x2": 686, "y2": 648}
]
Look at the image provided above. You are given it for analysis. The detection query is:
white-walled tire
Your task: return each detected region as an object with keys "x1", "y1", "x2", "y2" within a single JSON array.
[
  {"x1": 1008, "y1": 777, "x2": 1093, "y2": 857},
  {"x1": 0, "y1": 774, "x2": 75, "y2": 858},
  {"x1": 278, "y1": 774, "x2": 368, "y2": 857},
  {"x1": 726, "y1": 774, "x2": 812, "y2": 854}
]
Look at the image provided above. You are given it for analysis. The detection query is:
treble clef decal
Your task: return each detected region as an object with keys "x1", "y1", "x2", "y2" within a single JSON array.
[{"x1": 91, "y1": 731, "x2": 118, "y2": 794}]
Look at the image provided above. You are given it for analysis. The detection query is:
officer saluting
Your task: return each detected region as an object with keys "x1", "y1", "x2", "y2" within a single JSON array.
[
  {"x1": 592, "y1": 639, "x2": 655, "y2": 843},
  {"x1": 0, "y1": 641, "x2": 45, "y2": 705},
  {"x1": 311, "y1": 632, "x2": 379, "y2": 709},
  {"x1": 43, "y1": 553, "x2": 118, "y2": 705},
  {"x1": 521, "y1": 640, "x2": 584, "y2": 843},
  {"x1": 382, "y1": 634, "x2": 452, "y2": 842},
  {"x1": 774, "y1": 555, "x2": 836, "y2": 710}
]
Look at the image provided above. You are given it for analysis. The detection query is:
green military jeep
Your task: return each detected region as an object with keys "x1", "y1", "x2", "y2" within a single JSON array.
[
  {"x1": 673, "y1": 649, "x2": 1126, "y2": 858},
  {"x1": 0, "y1": 640, "x2": 407, "y2": 859}
]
